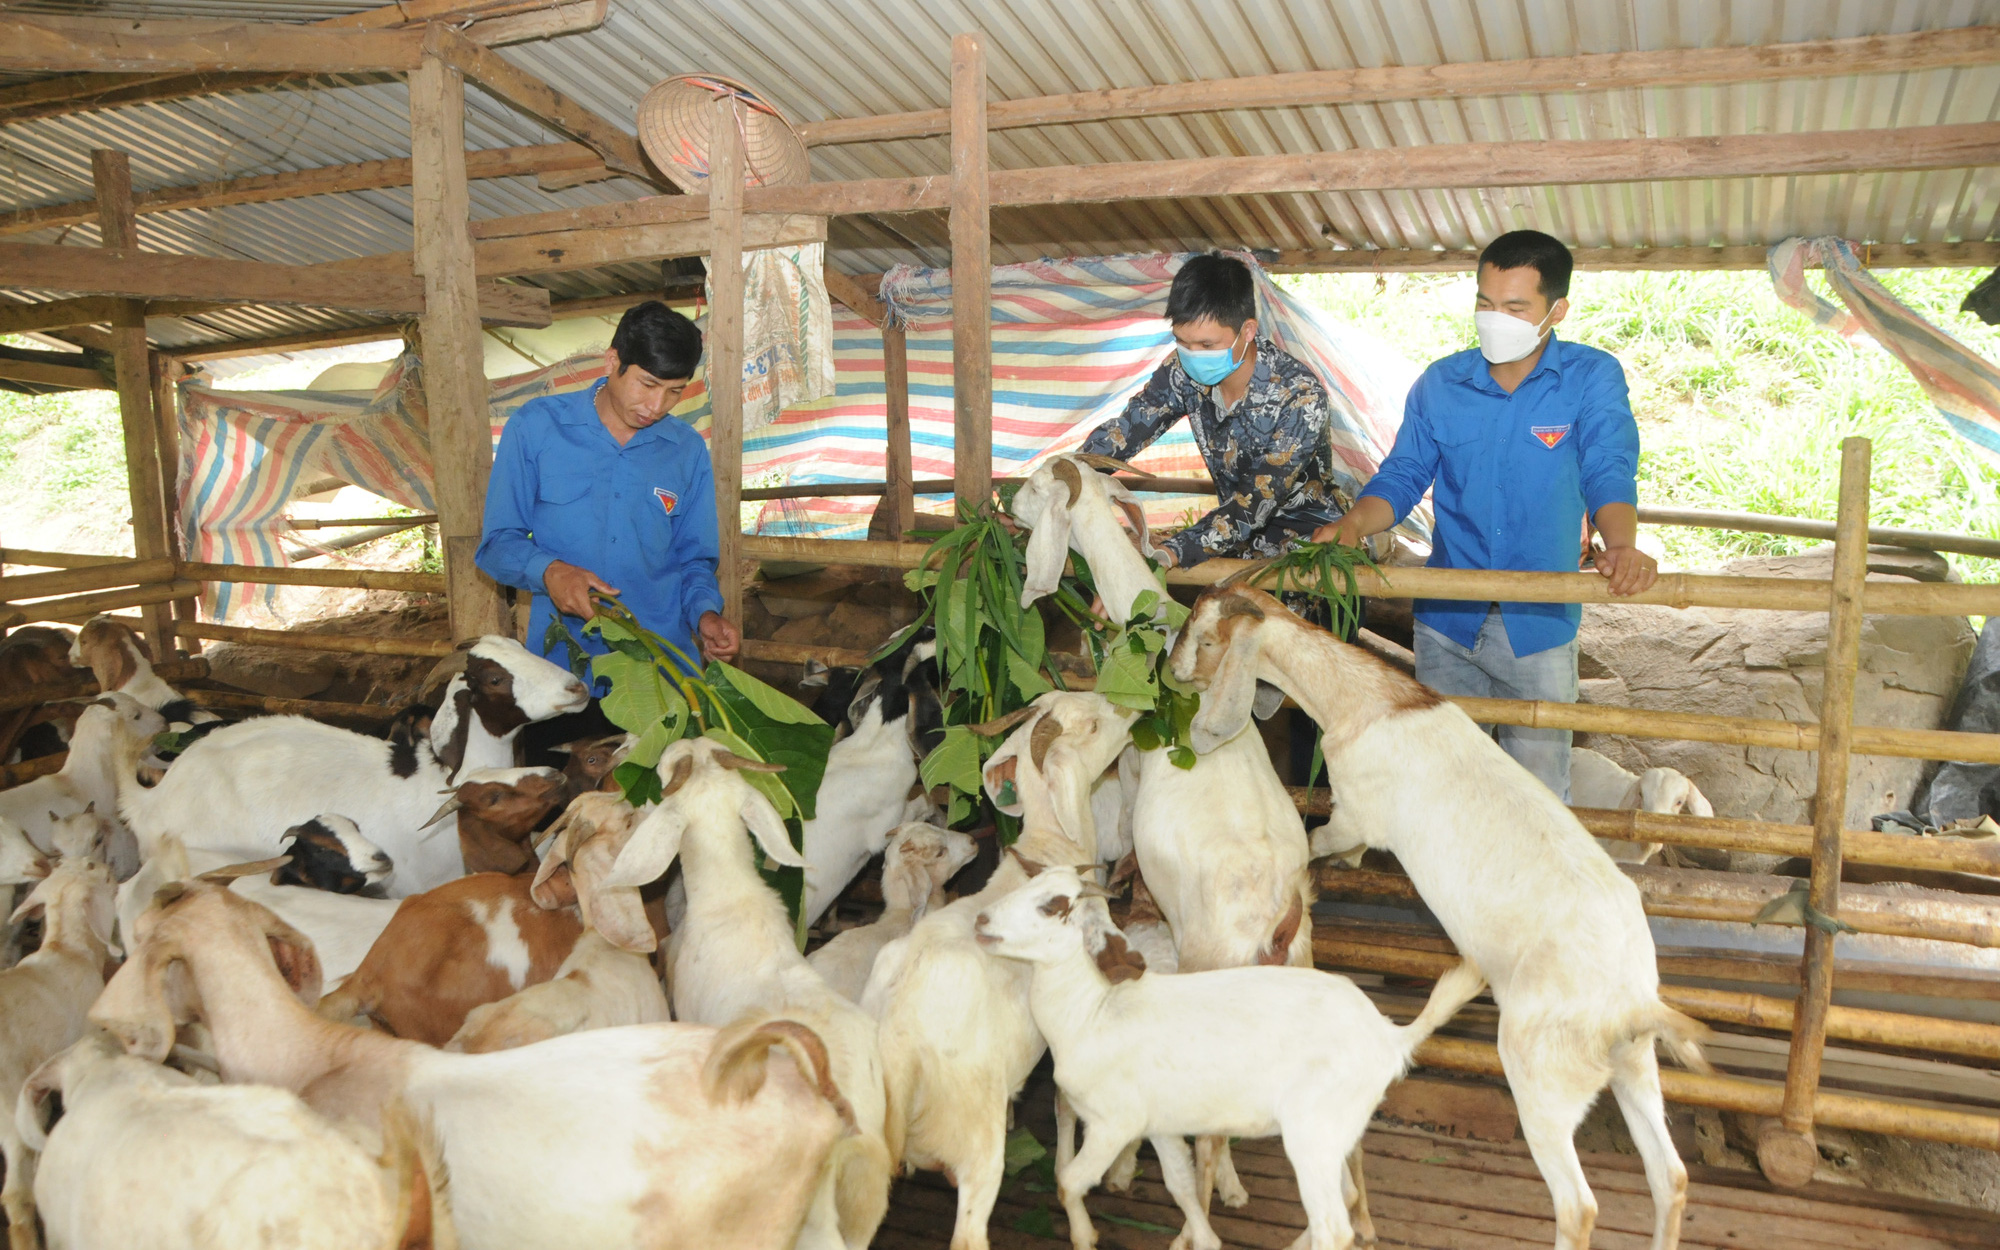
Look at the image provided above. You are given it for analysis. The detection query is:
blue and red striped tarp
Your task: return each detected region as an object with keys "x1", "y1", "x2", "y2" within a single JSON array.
[{"x1": 178, "y1": 252, "x2": 1424, "y2": 620}]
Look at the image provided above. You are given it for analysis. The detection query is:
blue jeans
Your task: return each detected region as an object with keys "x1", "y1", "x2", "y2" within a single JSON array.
[{"x1": 1413, "y1": 607, "x2": 1579, "y2": 802}]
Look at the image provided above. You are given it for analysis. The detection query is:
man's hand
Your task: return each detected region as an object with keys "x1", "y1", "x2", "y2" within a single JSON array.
[
  {"x1": 1595, "y1": 545, "x2": 1659, "y2": 597},
  {"x1": 1310, "y1": 496, "x2": 1396, "y2": 548},
  {"x1": 698, "y1": 611, "x2": 741, "y2": 664},
  {"x1": 544, "y1": 560, "x2": 620, "y2": 620}
]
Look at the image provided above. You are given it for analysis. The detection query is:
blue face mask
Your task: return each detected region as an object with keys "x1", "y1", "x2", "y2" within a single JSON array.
[{"x1": 1175, "y1": 329, "x2": 1248, "y2": 387}]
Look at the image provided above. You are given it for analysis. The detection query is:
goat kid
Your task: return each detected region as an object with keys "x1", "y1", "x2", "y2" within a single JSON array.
[
  {"x1": 0, "y1": 858, "x2": 116, "y2": 1250},
  {"x1": 1569, "y1": 748, "x2": 1716, "y2": 864},
  {"x1": 975, "y1": 867, "x2": 1485, "y2": 1250},
  {"x1": 860, "y1": 692, "x2": 1133, "y2": 1250},
  {"x1": 16, "y1": 1031, "x2": 448, "y2": 1250},
  {"x1": 0, "y1": 693, "x2": 162, "y2": 876},
  {"x1": 91, "y1": 880, "x2": 863, "y2": 1250},
  {"x1": 446, "y1": 929, "x2": 668, "y2": 1053},
  {"x1": 121, "y1": 636, "x2": 588, "y2": 896},
  {"x1": 424, "y1": 766, "x2": 570, "y2": 875},
  {"x1": 808, "y1": 822, "x2": 978, "y2": 1003},
  {"x1": 1173, "y1": 587, "x2": 1711, "y2": 1250},
  {"x1": 317, "y1": 871, "x2": 583, "y2": 1044}
]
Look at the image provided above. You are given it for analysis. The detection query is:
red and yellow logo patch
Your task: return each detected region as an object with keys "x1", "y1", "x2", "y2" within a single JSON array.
[
  {"x1": 1531, "y1": 424, "x2": 1571, "y2": 449},
  {"x1": 653, "y1": 486, "x2": 679, "y2": 515}
]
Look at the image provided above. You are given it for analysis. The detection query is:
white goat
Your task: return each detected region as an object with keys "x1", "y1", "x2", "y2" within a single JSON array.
[
  {"x1": 90, "y1": 878, "x2": 866, "y2": 1250},
  {"x1": 860, "y1": 692, "x2": 1134, "y2": 1250},
  {"x1": 0, "y1": 857, "x2": 116, "y2": 1247},
  {"x1": 1013, "y1": 453, "x2": 1164, "y2": 625},
  {"x1": 1570, "y1": 747, "x2": 1716, "y2": 864},
  {"x1": 0, "y1": 693, "x2": 162, "y2": 872},
  {"x1": 0, "y1": 819, "x2": 48, "y2": 890},
  {"x1": 1173, "y1": 586, "x2": 1711, "y2": 1250},
  {"x1": 70, "y1": 616, "x2": 200, "y2": 716},
  {"x1": 16, "y1": 1031, "x2": 443, "y2": 1250},
  {"x1": 446, "y1": 928, "x2": 669, "y2": 1053},
  {"x1": 801, "y1": 645, "x2": 937, "y2": 924},
  {"x1": 975, "y1": 866, "x2": 1485, "y2": 1250},
  {"x1": 607, "y1": 737, "x2": 893, "y2": 1250},
  {"x1": 121, "y1": 636, "x2": 588, "y2": 895},
  {"x1": 809, "y1": 822, "x2": 978, "y2": 1002}
]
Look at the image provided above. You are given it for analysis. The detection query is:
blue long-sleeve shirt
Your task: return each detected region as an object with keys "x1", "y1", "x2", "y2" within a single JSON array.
[
  {"x1": 1358, "y1": 336, "x2": 1639, "y2": 657},
  {"x1": 476, "y1": 381, "x2": 725, "y2": 674}
]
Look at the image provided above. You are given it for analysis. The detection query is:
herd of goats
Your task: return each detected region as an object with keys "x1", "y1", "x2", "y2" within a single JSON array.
[{"x1": 0, "y1": 454, "x2": 1714, "y2": 1250}]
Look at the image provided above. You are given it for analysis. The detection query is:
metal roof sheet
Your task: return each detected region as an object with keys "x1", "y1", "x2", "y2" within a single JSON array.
[{"x1": 4, "y1": 0, "x2": 2000, "y2": 352}]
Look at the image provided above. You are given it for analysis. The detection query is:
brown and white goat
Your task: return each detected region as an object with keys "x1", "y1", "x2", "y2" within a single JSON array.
[
  {"x1": 423, "y1": 766, "x2": 570, "y2": 875},
  {"x1": 316, "y1": 872, "x2": 582, "y2": 1044},
  {"x1": 90, "y1": 880, "x2": 862, "y2": 1250}
]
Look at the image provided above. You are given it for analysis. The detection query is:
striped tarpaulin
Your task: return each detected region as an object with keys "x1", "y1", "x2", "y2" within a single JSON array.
[
  {"x1": 1769, "y1": 236, "x2": 2000, "y2": 462},
  {"x1": 178, "y1": 252, "x2": 1423, "y2": 619}
]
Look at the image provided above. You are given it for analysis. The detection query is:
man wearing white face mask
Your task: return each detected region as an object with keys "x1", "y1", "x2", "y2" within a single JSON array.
[{"x1": 1313, "y1": 231, "x2": 1656, "y2": 800}]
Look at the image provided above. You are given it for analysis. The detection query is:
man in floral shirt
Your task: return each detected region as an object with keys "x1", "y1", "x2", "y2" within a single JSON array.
[{"x1": 1078, "y1": 252, "x2": 1346, "y2": 569}]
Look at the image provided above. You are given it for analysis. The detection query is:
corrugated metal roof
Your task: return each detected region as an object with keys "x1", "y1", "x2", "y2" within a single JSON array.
[{"x1": 5, "y1": 0, "x2": 2000, "y2": 352}]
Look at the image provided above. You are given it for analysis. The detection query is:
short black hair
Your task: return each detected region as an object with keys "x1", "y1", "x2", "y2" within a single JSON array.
[
  {"x1": 1165, "y1": 252, "x2": 1257, "y2": 329},
  {"x1": 1478, "y1": 230, "x2": 1573, "y2": 302},
  {"x1": 609, "y1": 301, "x2": 702, "y2": 380}
]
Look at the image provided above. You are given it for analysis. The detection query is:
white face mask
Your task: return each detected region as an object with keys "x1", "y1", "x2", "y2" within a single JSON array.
[{"x1": 1473, "y1": 307, "x2": 1557, "y2": 364}]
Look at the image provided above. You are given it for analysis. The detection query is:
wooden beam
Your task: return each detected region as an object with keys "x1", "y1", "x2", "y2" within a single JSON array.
[
  {"x1": 411, "y1": 53, "x2": 511, "y2": 641},
  {"x1": 0, "y1": 2, "x2": 606, "y2": 127},
  {"x1": 0, "y1": 297, "x2": 227, "y2": 334},
  {"x1": 950, "y1": 33, "x2": 993, "y2": 514},
  {"x1": 0, "y1": 16, "x2": 426, "y2": 74},
  {"x1": 94, "y1": 149, "x2": 179, "y2": 659},
  {"x1": 467, "y1": 213, "x2": 823, "y2": 279},
  {"x1": 882, "y1": 324, "x2": 915, "y2": 539},
  {"x1": 152, "y1": 353, "x2": 200, "y2": 651},
  {"x1": 822, "y1": 266, "x2": 888, "y2": 328},
  {"x1": 1763, "y1": 438, "x2": 1873, "y2": 1188},
  {"x1": 1267, "y1": 241, "x2": 2000, "y2": 271},
  {"x1": 709, "y1": 96, "x2": 747, "y2": 629},
  {"x1": 797, "y1": 25, "x2": 2000, "y2": 146},
  {"x1": 0, "y1": 355, "x2": 108, "y2": 390},
  {"x1": 0, "y1": 143, "x2": 604, "y2": 239},
  {"x1": 420, "y1": 24, "x2": 655, "y2": 186},
  {"x1": 0, "y1": 242, "x2": 550, "y2": 326}
]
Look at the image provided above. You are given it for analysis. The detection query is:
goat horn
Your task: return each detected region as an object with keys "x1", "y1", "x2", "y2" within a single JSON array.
[
  {"x1": 1216, "y1": 558, "x2": 1276, "y2": 590},
  {"x1": 1007, "y1": 847, "x2": 1046, "y2": 877},
  {"x1": 712, "y1": 750, "x2": 786, "y2": 773},
  {"x1": 1070, "y1": 453, "x2": 1135, "y2": 474},
  {"x1": 1051, "y1": 458, "x2": 1083, "y2": 507},
  {"x1": 967, "y1": 706, "x2": 1037, "y2": 737},
  {"x1": 421, "y1": 795, "x2": 463, "y2": 831},
  {"x1": 1218, "y1": 596, "x2": 1266, "y2": 622},
  {"x1": 151, "y1": 881, "x2": 188, "y2": 909},
  {"x1": 662, "y1": 753, "x2": 696, "y2": 797},
  {"x1": 1029, "y1": 716, "x2": 1063, "y2": 769},
  {"x1": 1075, "y1": 882, "x2": 1113, "y2": 900},
  {"x1": 196, "y1": 855, "x2": 291, "y2": 883}
]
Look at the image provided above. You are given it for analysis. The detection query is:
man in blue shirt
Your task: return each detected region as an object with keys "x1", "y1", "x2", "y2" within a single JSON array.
[
  {"x1": 478, "y1": 301, "x2": 740, "y2": 675},
  {"x1": 1316, "y1": 231, "x2": 1657, "y2": 799}
]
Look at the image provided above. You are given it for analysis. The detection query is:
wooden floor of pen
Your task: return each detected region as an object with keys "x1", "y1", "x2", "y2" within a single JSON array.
[{"x1": 870, "y1": 1071, "x2": 2000, "y2": 1250}]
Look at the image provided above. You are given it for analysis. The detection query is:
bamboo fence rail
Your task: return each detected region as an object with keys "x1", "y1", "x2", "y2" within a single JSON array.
[
  {"x1": 172, "y1": 620, "x2": 455, "y2": 657},
  {"x1": 0, "y1": 657, "x2": 209, "y2": 713}
]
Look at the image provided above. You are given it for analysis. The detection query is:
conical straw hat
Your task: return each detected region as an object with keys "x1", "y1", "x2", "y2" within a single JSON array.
[{"x1": 637, "y1": 73, "x2": 809, "y2": 193}]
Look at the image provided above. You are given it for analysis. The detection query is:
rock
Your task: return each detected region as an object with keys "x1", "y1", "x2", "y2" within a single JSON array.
[
  {"x1": 825, "y1": 601, "x2": 893, "y2": 651},
  {"x1": 772, "y1": 614, "x2": 838, "y2": 647},
  {"x1": 203, "y1": 643, "x2": 341, "y2": 701},
  {"x1": 1575, "y1": 550, "x2": 1975, "y2": 846}
]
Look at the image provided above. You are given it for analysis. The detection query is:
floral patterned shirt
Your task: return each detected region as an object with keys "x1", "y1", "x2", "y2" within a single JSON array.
[{"x1": 1078, "y1": 337, "x2": 1347, "y2": 568}]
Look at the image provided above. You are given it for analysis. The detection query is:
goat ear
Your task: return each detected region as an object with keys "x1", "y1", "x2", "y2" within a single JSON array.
[
  {"x1": 741, "y1": 792, "x2": 807, "y2": 870},
  {"x1": 1019, "y1": 496, "x2": 1074, "y2": 608},
  {"x1": 86, "y1": 881, "x2": 116, "y2": 951},
  {"x1": 91, "y1": 944, "x2": 183, "y2": 1064},
  {"x1": 262, "y1": 915, "x2": 323, "y2": 1005},
  {"x1": 1101, "y1": 477, "x2": 1159, "y2": 559},
  {"x1": 1253, "y1": 680, "x2": 1286, "y2": 721},
  {"x1": 8, "y1": 877, "x2": 49, "y2": 926},
  {"x1": 1042, "y1": 744, "x2": 1098, "y2": 854},
  {"x1": 531, "y1": 860, "x2": 577, "y2": 910},
  {"x1": 983, "y1": 745, "x2": 1024, "y2": 818},
  {"x1": 1685, "y1": 782, "x2": 1715, "y2": 819},
  {"x1": 16, "y1": 1049, "x2": 67, "y2": 1152},
  {"x1": 1190, "y1": 617, "x2": 1266, "y2": 754},
  {"x1": 589, "y1": 887, "x2": 659, "y2": 955},
  {"x1": 603, "y1": 806, "x2": 686, "y2": 890}
]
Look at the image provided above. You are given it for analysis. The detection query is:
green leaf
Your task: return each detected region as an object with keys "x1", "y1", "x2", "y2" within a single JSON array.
[
  {"x1": 921, "y1": 724, "x2": 986, "y2": 794},
  {"x1": 1010, "y1": 1205, "x2": 1056, "y2": 1239},
  {"x1": 1094, "y1": 633, "x2": 1162, "y2": 711},
  {"x1": 612, "y1": 760, "x2": 661, "y2": 808},
  {"x1": 701, "y1": 726, "x2": 799, "y2": 821},
  {"x1": 626, "y1": 715, "x2": 679, "y2": 769},
  {"x1": 593, "y1": 650, "x2": 674, "y2": 733},
  {"x1": 1169, "y1": 744, "x2": 1197, "y2": 770},
  {"x1": 702, "y1": 665, "x2": 834, "y2": 823},
  {"x1": 1128, "y1": 718, "x2": 1164, "y2": 752},
  {"x1": 1005, "y1": 648, "x2": 1052, "y2": 700},
  {"x1": 1127, "y1": 588, "x2": 1159, "y2": 624},
  {"x1": 713, "y1": 662, "x2": 826, "y2": 726},
  {"x1": 1003, "y1": 1128, "x2": 1047, "y2": 1176},
  {"x1": 1160, "y1": 596, "x2": 1190, "y2": 629}
]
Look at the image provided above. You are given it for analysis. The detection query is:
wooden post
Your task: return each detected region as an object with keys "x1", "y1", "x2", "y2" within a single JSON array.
[
  {"x1": 882, "y1": 322, "x2": 915, "y2": 538},
  {"x1": 148, "y1": 351, "x2": 200, "y2": 652},
  {"x1": 949, "y1": 31, "x2": 992, "y2": 514},
  {"x1": 91, "y1": 149, "x2": 177, "y2": 659},
  {"x1": 410, "y1": 53, "x2": 510, "y2": 641},
  {"x1": 1758, "y1": 436, "x2": 1872, "y2": 1188},
  {"x1": 707, "y1": 94, "x2": 746, "y2": 626}
]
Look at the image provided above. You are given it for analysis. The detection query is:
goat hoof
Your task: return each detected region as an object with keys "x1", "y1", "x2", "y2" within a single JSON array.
[{"x1": 1218, "y1": 1177, "x2": 1250, "y2": 1208}]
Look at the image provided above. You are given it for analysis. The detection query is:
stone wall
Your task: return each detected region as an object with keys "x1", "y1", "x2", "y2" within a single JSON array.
[{"x1": 1575, "y1": 547, "x2": 1974, "y2": 829}]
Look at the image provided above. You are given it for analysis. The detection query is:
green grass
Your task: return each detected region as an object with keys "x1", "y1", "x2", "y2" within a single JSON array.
[
  {"x1": 1279, "y1": 267, "x2": 2000, "y2": 580},
  {"x1": 0, "y1": 367, "x2": 135, "y2": 556}
]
